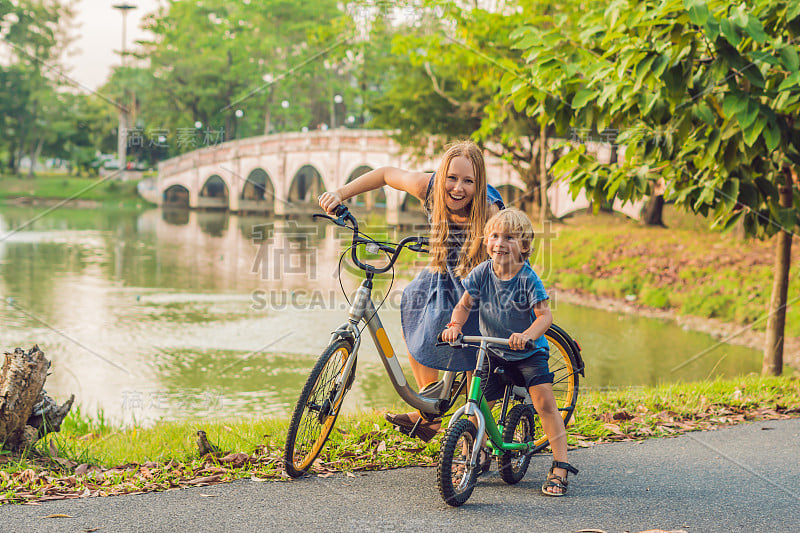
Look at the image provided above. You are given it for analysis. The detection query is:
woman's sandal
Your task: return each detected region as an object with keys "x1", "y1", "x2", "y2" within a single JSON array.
[
  {"x1": 384, "y1": 412, "x2": 441, "y2": 443},
  {"x1": 541, "y1": 460, "x2": 578, "y2": 497},
  {"x1": 477, "y1": 446, "x2": 493, "y2": 475}
]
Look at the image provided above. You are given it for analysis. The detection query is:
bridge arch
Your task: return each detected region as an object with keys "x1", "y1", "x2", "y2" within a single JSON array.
[
  {"x1": 288, "y1": 164, "x2": 324, "y2": 205},
  {"x1": 163, "y1": 184, "x2": 189, "y2": 207},
  {"x1": 400, "y1": 191, "x2": 423, "y2": 212},
  {"x1": 240, "y1": 168, "x2": 275, "y2": 212},
  {"x1": 345, "y1": 165, "x2": 386, "y2": 208},
  {"x1": 199, "y1": 174, "x2": 229, "y2": 210}
]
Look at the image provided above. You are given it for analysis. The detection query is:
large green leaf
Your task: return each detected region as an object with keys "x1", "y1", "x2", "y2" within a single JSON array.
[
  {"x1": 778, "y1": 71, "x2": 800, "y2": 92},
  {"x1": 762, "y1": 119, "x2": 781, "y2": 152},
  {"x1": 743, "y1": 14, "x2": 768, "y2": 44},
  {"x1": 736, "y1": 98, "x2": 760, "y2": 130},
  {"x1": 571, "y1": 88, "x2": 597, "y2": 110},
  {"x1": 780, "y1": 45, "x2": 800, "y2": 72},
  {"x1": 686, "y1": 1, "x2": 710, "y2": 26},
  {"x1": 743, "y1": 117, "x2": 766, "y2": 147},
  {"x1": 722, "y1": 93, "x2": 747, "y2": 117},
  {"x1": 719, "y1": 18, "x2": 741, "y2": 46}
]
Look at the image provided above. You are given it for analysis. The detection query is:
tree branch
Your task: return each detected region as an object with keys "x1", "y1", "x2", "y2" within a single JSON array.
[{"x1": 423, "y1": 61, "x2": 463, "y2": 107}]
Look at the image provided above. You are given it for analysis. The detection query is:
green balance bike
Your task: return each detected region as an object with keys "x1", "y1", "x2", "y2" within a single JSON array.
[{"x1": 435, "y1": 333, "x2": 583, "y2": 506}]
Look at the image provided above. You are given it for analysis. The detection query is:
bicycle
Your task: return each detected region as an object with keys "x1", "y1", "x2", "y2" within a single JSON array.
[
  {"x1": 435, "y1": 333, "x2": 583, "y2": 506},
  {"x1": 283, "y1": 206, "x2": 584, "y2": 479}
]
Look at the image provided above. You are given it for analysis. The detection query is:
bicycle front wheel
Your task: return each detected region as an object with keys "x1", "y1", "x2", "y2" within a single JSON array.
[
  {"x1": 284, "y1": 339, "x2": 355, "y2": 478},
  {"x1": 531, "y1": 328, "x2": 581, "y2": 453},
  {"x1": 437, "y1": 419, "x2": 479, "y2": 507}
]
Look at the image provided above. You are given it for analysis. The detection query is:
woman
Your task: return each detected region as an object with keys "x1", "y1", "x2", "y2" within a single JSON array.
[{"x1": 318, "y1": 141, "x2": 503, "y2": 440}]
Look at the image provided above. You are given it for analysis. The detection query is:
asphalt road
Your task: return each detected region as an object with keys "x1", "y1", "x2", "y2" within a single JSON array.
[{"x1": 2, "y1": 419, "x2": 799, "y2": 533}]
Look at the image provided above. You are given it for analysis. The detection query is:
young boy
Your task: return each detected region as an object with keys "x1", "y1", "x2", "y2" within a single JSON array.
[{"x1": 441, "y1": 208, "x2": 577, "y2": 496}]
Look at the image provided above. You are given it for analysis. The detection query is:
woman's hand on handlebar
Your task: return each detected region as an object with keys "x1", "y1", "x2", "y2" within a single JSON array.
[
  {"x1": 318, "y1": 191, "x2": 343, "y2": 214},
  {"x1": 508, "y1": 332, "x2": 532, "y2": 351},
  {"x1": 441, "y1": 325, "x2": 462, "y2": 343}
]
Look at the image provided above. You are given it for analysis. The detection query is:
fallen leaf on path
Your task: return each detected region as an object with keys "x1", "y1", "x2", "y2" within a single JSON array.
[
  {"x1": 184, "y1": 474, "x2": 222, "y2": 485},
  {"x1": 602, "y1": 423, "x2": 626, "y2": 436},
  {"x1": 346, "y1": 472, "x2": 356, "y2": 478},
  {"x1": 41, "y1": 514, "x2": 73, "y2": 518}
]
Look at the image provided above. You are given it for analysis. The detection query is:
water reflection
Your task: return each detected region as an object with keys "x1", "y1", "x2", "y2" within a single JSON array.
[{"x1": 0, "y1": 205, "x2": 761, "y2": 426}]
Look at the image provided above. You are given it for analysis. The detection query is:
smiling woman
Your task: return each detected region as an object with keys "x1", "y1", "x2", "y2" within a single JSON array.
[{"x1": 318, "y1": 140, "x2": 505, "y2": 438}]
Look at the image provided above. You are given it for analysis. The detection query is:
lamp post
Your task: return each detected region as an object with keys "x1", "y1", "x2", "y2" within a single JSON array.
[
  {"x1": 332, "y1": 93, "x2": 343, "y2": 129},
  {"x1": 113, "y1": 3, "x2": 136, "y2": 178}
]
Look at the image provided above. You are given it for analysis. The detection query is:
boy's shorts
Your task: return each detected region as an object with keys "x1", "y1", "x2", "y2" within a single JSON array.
[{"x1": 480, "y1": 348, "x2": 554, "y2": 402}]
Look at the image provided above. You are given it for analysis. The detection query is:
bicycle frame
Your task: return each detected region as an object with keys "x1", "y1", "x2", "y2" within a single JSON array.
[
  {"x1": 328, "y1": 272, "x2": 465, "y2": 418},
  {"x1": 446, "y1": 336, "x2": 534, "y2": 470}
]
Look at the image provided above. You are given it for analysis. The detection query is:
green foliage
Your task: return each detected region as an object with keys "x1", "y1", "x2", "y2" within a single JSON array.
[
  {"x1": 510, "y1": 0, "x2": 800, "y2": 239},
  {"x1": 0, "y1": 0, "x2": 75, "y2": 175}
]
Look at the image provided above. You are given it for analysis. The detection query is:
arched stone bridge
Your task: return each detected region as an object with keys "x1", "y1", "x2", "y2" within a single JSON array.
[{"x1": 153, "y1": 129, "x2": 642, "y2": 223}]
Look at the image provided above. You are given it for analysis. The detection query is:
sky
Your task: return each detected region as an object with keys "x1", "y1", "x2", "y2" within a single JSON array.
[{"x1": 67, "y1": 0, "x2": 160, "y2": 91}]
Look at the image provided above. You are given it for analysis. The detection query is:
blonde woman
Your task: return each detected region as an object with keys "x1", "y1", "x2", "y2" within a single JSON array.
[{"x1": 318, "y1": 141, "x2": 504, "y2": 440}]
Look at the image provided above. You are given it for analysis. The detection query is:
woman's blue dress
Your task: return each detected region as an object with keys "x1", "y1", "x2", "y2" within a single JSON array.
[{"x1": 400, "y1": 176, "x2": 504, "y2": 372}]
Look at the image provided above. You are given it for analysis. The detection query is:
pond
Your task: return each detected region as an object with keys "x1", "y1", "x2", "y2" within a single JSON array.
[{"x1": 0, "y1": 205, "x2": 761, "y2": 425}]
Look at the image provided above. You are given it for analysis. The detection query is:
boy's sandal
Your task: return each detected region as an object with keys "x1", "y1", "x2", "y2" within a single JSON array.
[
  {"x1": 541, "y1": 460, "x2": 578, "y2": 497},
  {"x1": 384, "y1": 412, "x2": 441, "y2": 443}
]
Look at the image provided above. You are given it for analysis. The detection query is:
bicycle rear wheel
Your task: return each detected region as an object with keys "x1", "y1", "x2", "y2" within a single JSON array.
[
  {"x1": 530, "y1": 327, "x2": 580, "y2": 453},
  {"x1": 284, "y1": 339, "x2": 355, "y2": 478}
]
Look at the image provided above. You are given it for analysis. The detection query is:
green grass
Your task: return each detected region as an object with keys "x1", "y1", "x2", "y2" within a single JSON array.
[
  {"x1": 0, "y1": 172, "x2": 149, "y2": 207},
  {"x1": 2, "y1": 373, "x2": 798, "y2": 504}
]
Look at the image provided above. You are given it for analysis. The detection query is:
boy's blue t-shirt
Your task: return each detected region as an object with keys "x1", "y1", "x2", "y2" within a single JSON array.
[{"x1": 462, "y1": 260, "x2": 550, "y2": 361}]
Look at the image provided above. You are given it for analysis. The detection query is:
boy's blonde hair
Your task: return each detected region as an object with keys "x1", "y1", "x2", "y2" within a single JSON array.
[{"x1": 484, "y1": 208, "x2": 535, "y2": 260}]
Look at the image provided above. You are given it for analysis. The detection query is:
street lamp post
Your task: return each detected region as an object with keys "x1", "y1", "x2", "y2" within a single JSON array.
[
  {"x1": 332, "y1": 93, "x2": 343, "y2": 129},
  {"x1": 113, "y1": 3, "x2": 136, "y2": 178}
]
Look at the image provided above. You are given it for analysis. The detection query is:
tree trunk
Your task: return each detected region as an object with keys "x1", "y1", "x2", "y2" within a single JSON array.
[
  {"x1": 762, "y1": 169, "x2": 794, "y2": 376},
  {"x1": 642, "y1": 178, "x2": 666, "y2": 226},
  {"x1": 0, "y1": 346, "x2": 74, "y2": 452},
  {"x1": 642, "y1": 196, "x2": 665, "y2": 226}
]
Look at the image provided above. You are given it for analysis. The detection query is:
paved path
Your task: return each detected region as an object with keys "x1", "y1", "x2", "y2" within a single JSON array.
[{"x1": 2, "y1": 419, "x2": 799, "y2": 533}]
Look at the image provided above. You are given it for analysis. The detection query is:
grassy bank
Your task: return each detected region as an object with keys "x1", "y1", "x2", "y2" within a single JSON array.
[
  {"x1": 538, "y1": 208, "x2": 800, "y2": 337},
  {"x1": 2, "y1": 374, "x2": 798, "y2": 504},
  {"x1": 0, "y1": 172, "x2": 150, "y2": 208}
]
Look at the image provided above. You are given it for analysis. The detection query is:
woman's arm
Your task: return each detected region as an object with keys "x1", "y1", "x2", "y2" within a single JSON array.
[
  {"x1": 509, "y1": 300, "x2": 553, "y2": 350},
  {"x1": 318, "y1": 167, "x2": 429, "y2": 213}
]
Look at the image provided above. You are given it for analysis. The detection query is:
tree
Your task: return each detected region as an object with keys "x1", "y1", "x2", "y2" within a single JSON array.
[
  {"x1": 0, "y1": 0, "x2": 75, "y2": 176},
  {"x1": 367, "y1": 0, "x2": 588, "y2": 220},
  {"x1": 137, "y1": 0, "x2": 345, "y2": 152},
  {"x1": 509, "y1": 0, "x2": 800, "y2": 374}
]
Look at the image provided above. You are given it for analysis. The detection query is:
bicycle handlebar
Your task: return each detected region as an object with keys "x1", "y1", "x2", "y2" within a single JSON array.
[
  {"x1": 436, "y1": 332, "x2": 536, "y2": 352},
  {"x1": 314, "y1": 205, "x2": 429, "y2": 274}
]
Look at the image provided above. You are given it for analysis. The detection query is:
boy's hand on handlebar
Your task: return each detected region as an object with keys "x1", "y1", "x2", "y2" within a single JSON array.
[
  {"x1": 509, "y1": 332, "x2": 532, "y2": 351},
  {"x1": 441, "y1": 326, "x2": 462, "y2": 343},
  {"x1": 318, "y1": 191, "x2": 342, "y2": 214}
]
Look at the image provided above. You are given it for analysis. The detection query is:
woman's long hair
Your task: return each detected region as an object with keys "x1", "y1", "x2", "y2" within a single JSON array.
[{"x1": 428, "y1": 141, "x2": 488, "y2": 278}]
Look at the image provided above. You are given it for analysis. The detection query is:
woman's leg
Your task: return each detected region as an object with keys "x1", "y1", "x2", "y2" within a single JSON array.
[{"x1": 409, "y1": 352, "x2": 440, "y2": 390}]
